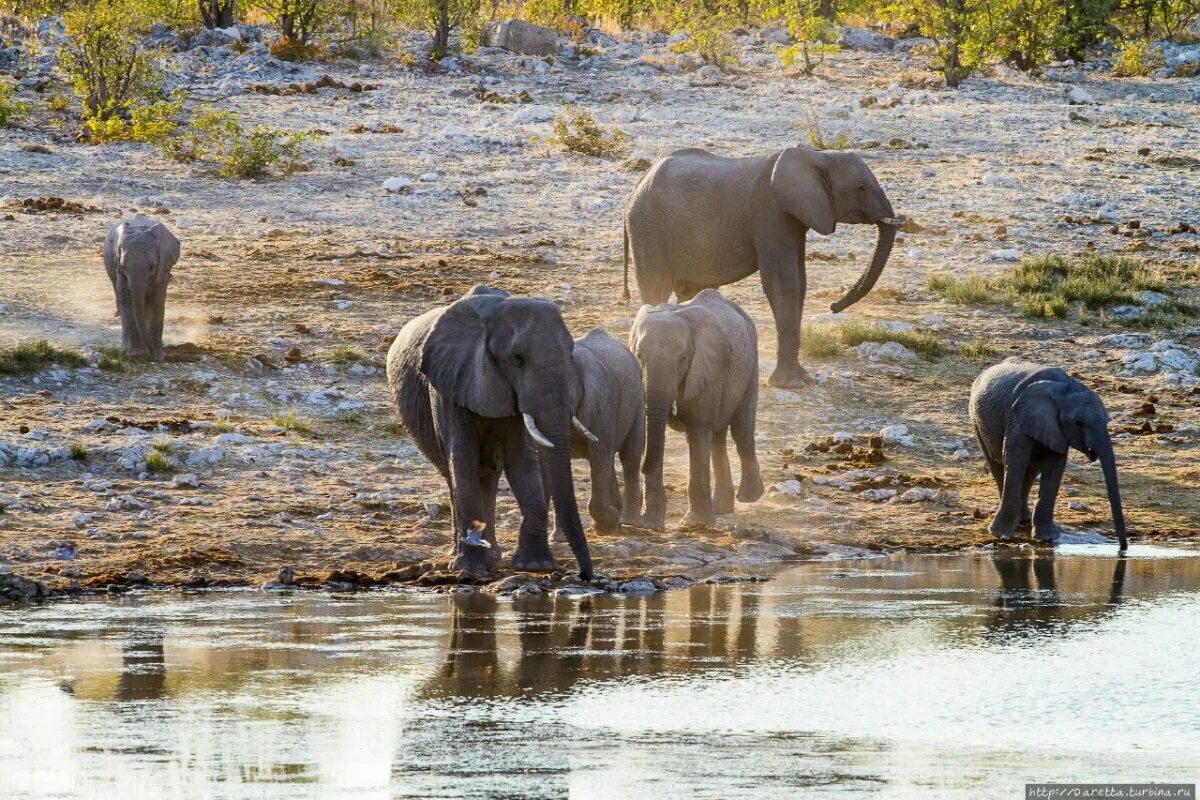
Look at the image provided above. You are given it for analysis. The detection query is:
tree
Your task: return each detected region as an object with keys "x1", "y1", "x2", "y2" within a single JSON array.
[
  {"x1": 258, "y1": 0, "x2": 328, "y2": 45},
  {"x1": 395, "y1": 0, "x2": 481, "y2": 58},
  {"x1": 199, "y1": 0, "x2": 235, "y2": 27},
  {"x1": 883, "y1": 0, "x2": 995, "y2": 86}
]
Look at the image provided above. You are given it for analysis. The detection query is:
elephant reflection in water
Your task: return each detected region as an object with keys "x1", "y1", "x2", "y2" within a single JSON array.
[
  {"x1": 116, "y1": 632, "x2": 167, "y2": 702},
  {"x1": 985, "y1": 551, "x2": 1127, "y2": 637}
]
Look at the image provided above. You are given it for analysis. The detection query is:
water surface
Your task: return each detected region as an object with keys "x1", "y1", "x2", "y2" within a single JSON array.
[{"x1": 1, "y1": 545, "x2": 1198, "y2": 799}]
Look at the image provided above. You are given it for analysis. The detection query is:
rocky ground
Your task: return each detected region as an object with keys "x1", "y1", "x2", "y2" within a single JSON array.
[{"x1": 2, "y1": 21, "x2": 1200, "y2": 597}]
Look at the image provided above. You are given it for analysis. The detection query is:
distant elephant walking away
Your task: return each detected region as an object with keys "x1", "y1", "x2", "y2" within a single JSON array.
[
  {"x1": 103, "y1": 215, "x2": 180, "y2": 362},
  {"x1": 386, "y1": 285, "x2": 595, "y2": 579},
  {"x1": 970, "y1": 358, "x2": 1127, "y2": 550},
  {"x1": 630, "y1": 289, "x2": 764, "y2": 529},
  {"x1": 623, "y1": 146, "x2": 900, "y2": 388},
  {"x1": 547, "y1": 329, "x2": 645, "y2": 536}
]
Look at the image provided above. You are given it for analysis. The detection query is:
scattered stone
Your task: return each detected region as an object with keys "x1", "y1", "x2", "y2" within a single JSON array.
[
  {"x1": 0, "y1": 573, "x2": 51, "y2": 602},
  {"x1": 1066, "y1": 86, "x2": 1095, "y2": 105},
  {"x1": 481, "y1": 19, "x2": 560, "y2": 57}
]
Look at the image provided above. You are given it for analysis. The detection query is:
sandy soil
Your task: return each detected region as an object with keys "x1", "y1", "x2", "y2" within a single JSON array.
[{"x1": 2, "y1": 34, "x2": 1199, "y2": 594}]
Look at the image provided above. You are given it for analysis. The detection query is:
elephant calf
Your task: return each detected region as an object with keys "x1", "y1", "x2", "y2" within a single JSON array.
[
  {"x1": 970, "y1": 358, "x2": 1127, "y2": 550},
  {"x1": 103, "y1": 215, "x2": 180, "y2": 362},
  {"x1": 630, "y1": 289, "x2": 764, "y2": 529},
  {"x1": 549, "y1": 329, "x2": 645, "y2": 537},
  {"x1": 387, "y1": 286, "x2": 595, "y2": 579}
]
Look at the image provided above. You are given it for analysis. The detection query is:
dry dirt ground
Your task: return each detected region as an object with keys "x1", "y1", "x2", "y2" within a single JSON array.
[{"x1": 2, "y1": 37, "x2": 1200, "y2": 594}]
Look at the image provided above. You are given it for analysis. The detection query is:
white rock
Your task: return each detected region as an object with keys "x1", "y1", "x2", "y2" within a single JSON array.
[
  {"x1": 418, "y1": 171, "x2": 439, "y2": 182},
  {"x1": 215, "y1": 432, "x2": 253, "y2": 445},
  {"x1": 1066, "y1": 86, "x2": 1095, "y2": 105},
  {"x1": 898, "y1": 486, "x2": 936, "y2": 503},
  {"x1": 990, "y1": 249, "x2": 1021, "y2": 262},
  {"x1": 772, "y1": 479, "x2": 804, "y2": 495},
  {"x1": 511, "y1": 105, "x2": 556, "y2": 124},
  {"x1": 172, "y1": 473, "x2": 200, "y2": 488},
  {"x1": 382, "y1": 176, "x2": 413, "y2": 193},
  {"x1": 1134, "y1": 290, "x2": 1169, "y2": 307},
  {"x1": 861, "y1": 488, "x2": 897, "y2": 502}
]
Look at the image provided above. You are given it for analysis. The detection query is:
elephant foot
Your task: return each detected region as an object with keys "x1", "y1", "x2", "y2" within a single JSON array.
[
  {"x1": 640, "y1": 508, "x2": 666, "y2": 532},
  {"x1": 1033, "y1": 522, "x2": 1063, "y2": 545},
  {"x1": 451, "y1": 550, "x2": 498, "y2": 579},
  {"x1": 737, "y1": 471, "x2": 765, "y2": 504},
  {"x1": 768, "y1": 363, "x2": 813, "y2": 389},
  {"x1": 988, "y1": 519, "x2": 1018, "y2": 541},
  {"x1": 712, "y1": 493, "x2": 735, "y2": 516},
  {"x1": 550, "y1": 528, "x2": 567, "y2": 543},
  {"x1": 511, "y1": 546, "x2": 558, "y2": 573},
  {"x1": 680, "y1": 509, "x2": 715, "y2": 528},
  {"x1": 590, "y1": 507, "x2": 622, "y2": 536}
]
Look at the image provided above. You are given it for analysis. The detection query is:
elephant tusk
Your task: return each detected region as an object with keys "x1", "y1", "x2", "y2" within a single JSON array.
[
  {"x1": 878, "y1": 216, "x2": 905, "y2": 227},
  {"x1": 523, "y1": 413, "x2": 554, "y2": 448},
  {"x1": 572, "y1": 416, "x2": 600, "y2": 443}
]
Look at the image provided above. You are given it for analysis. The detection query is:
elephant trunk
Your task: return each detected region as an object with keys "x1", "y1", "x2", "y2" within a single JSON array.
[
  {"x1": 533, "y1": 399, "x2": 593, "y2": 579},
  {"x1": 642, "y1": 384, "x2": 673, "y2": 479},
  {"x1": 830, "y1": 221, "x2": 896, "y2": 313},
  {"x1": 125, "y1": 276, "x2": 153, "y2": 358},
  {"x1": 1095, "y1": 437, "x2": 1128, "y2": 551}
]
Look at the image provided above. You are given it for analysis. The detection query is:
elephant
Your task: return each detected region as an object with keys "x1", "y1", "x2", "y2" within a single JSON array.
[
  {"x1": 623, "y1": 146, "x2": 901, "y2": 388},
  {"x1": 545, "y1": 329, "x2": 646, "y2": 537},
  {"x1": 969, "y1": 358, "x2": 1127, "y2": 550},
  {"x1": 103, "y1": 215, "x2": 180, "y2": 362},
  {"x1": 386, "y1": 285, "x2": 595, "y2": 579},
  {"x1": 629, "y1": 289, "x2": 764, "y2": 529}
]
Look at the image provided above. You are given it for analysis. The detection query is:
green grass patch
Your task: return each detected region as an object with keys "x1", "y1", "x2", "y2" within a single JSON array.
[
  {"x1": 97, "y1": 344, "x2": 140, "y2": 373},
  {"x1": 384, "y1": 420, "x2": 405, "y2": 436},
  {"x1": 835, "y1": 320, "x2": 943, "y2": 358},
  {"x1": 329, "y1": 347, "x2": 379, "y2": 366},
  {"x1": 151, "y1": 439, "x2": 173, "y2": 454},
  {"x1": 68, "y1": 442, "x2": 89, "y2": 462},
  {"x1": 210, "y1": 419, "x2": 236, "y2": 433},
  {"x1": 926, "y1": 273, "x2": 997, "y2": 304},
  {"x1": 144, "y1": 450, "x2": 176, "y2": 474},
  {"x1": 800, "y1": 324, "x2": 847, "y2": 359},
  {"x1": 0, "y1": 340, "x2": 87, "y2": 375},
  {"x1": 958, "y1": 338, "x2": 999, "y2": 360},
  {"x1": 273, "y1": 409, "x2": 313, "y2": 434}
]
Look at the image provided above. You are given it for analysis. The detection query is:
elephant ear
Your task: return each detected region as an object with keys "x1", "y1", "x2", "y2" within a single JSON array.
[
  {"x1": 1012, "y1": 381, "x2": 1069, "y2": 453},
  {"x1": 770, "y1": 147, "x2": 835, "y2": 236},
  {"x1": 420, "y1": 294, "x2": 515, "y2": 418},
  {"x1": 681, "y1": 306, "x2": 731, "y2": 403},
  {"x1": 156, "y1": 225, "x2": 181, "y2": 269}
]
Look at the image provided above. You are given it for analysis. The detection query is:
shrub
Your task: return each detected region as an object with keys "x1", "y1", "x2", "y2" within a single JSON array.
[
  {"x1": 551, "y1": 107, "x2": 629, "y2": 158},
  {"x1": 799, "y1": 108, "x2": 854, "y2": 150},
  {"x1": 59, "y1": 0, "x2": 164, "y2": 123},
  {"x1": 1112, "y1": 39, "x2": 1165, "y2": 77},
  {"x1": 668, "y1": 4, "x2": 737, "y2": 70},
  {"x1": 97, "y1": 344, "x2": 141, "y2": 372},
  {"x1": 0, "y1": 80, "x2": 29, "y2": 127},
  {"x1": 269, "y1": 35, "x2": 324, "y2": 61},
  {"x1": 84, "y1": 96, "x2": 184, "y2": 144},
  {"x1": 778, "y1": 14, "x2": 839, "y2": 75},
  {"x1": 258, "y1": 0, "x2": 330, "y2": 47},
  {"x1": 162, "y1": 107, "x2": 318, "y2": 177},
  {"x1": 394, "y1": 0, "x2": 481, "y2": 58},
  {"x1": 0, "y1": 340, "x2": 87, "y2": 375},
  {"x1": 68, "y1": 442, "x2": 90, "y2": 461},
  {"x1": 1006, "y1": 253, "x2": 1165, "y2": 314}
]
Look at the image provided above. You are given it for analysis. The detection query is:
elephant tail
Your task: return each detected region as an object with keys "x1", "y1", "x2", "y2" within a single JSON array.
[{"x1": 622, "y1": 223, "x2": 631, "y2": 303}]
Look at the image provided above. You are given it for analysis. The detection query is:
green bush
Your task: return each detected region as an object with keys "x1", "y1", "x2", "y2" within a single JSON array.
[
  {"x1": 551, "y1": 107, "x2": 629, "y2": 158},
  {"x1": 799, "y1": 108, "x2": 854, "y2": 150},
  {"x1": 1112, "y1": 39, "x2": 1165, "y2": 76},
  {"x1": 668, "y1": 4, "x2": 737, "y2": 70},
  {"x1": 0, "y1": 340, "x2": 87, "y2": 375},
  {"x1": 144, "y1": 449, "x2": 176, "y2": 474},
  {"x1": 59, "y1": 0, "x2": 164, "y2": 124},
  {"x1": 778, "y1": 15, "x2": 839, "y2": 75},
  {"x1": 0, "y1": 80, "x2": 29, "y2": 127},
  {"x1": 958, "y1": 338, "x2": 999, "y2": 360},
  {"x1": 926, "y1": 273, "x2": 997, "y2": 304},
  {"x1": 162, "y1": 107, "x2": 318, "y2": 178},
  {"x1": 835, "y1": 320, "x2": 944, "y2": 357},
  {"x1": 273, "y1": 408, "x2": 314, "y2": 433}
]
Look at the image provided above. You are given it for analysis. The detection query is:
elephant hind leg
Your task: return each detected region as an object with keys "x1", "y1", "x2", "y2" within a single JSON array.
[
  {"x1": 587, "y1": 446, "x2": 622, "y2": 535},
  {"x1": 711, "y1": 428, "x2": 735, "y2": 516},
  {"x1": 731, "y1": 384, "x2": 764, "y2": 504},
  {"x1": 618, "y1": 418, "x2": 644, "y2": 525}
]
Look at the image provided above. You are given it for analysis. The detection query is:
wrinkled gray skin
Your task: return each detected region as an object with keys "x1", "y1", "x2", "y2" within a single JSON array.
[
  {"x1": 103, "y1": 216, "x2": 180, "y2": 362},
  {"x1": 623, "y1": 146, "x2": 897, "y2": 388},
  {"x1": 386, "y1": 286, "x2": 593, "y2": 579},
  {"x1": 630, "y1": 289, "x2": 764, "y2": 529},
  {"x1": 970, "y1": 358, "x2": 1127, "y2": 550},
  {"x1": 545, "y1": 329, "x2": 646, "y2": 537}
]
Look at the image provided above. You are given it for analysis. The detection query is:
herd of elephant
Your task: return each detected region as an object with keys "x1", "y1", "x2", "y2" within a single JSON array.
[{"x1": 100, "y1": 145, "x2": 1129, "y2": 582}]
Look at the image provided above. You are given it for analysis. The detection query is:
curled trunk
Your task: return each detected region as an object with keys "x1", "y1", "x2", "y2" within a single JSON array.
[{"x1": 830, "y1": 222, "x2": 896, "y2": 313}]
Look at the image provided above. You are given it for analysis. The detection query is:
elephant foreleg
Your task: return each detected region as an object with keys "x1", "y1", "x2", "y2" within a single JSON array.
[
  {"x1": 760, "y1": 241, "x2": 810, "y2": 388},
  {"x1": 587, "y1": 445, "x2": 622, "y2": 535},
  {"x1": 147, "y1": 277, "x2": 168, "y2": 362},
  {"x1": 619, "y1": 418, "x2": 644, "y2": 526},
  {"x1": 504, "y1": 424, "x2": 555, "y2": 572},
  {"x1": 681, "y1": 426, "x2": 714, "y2": 527},
  {"x1": 992, "y1": 435, "x2": 1033, "y2": 540},
  {"x1": 1032, "y1": 453, "x2": 1067, "y2": 544},
  {"x1": 445, "y1": 419, "x2": 494, "y2": 575},
  {"x1": 711, "y1": 428, "x2": 735, "y2": 516}
]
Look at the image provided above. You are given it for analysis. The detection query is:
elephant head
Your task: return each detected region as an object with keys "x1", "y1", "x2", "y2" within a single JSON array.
[
  {"x1": 104, "y1": 218, "x2": 180, "y2": 362},
  {"x1": 1013, "y1": 380, "x2": 1127, "y2": 550},
  {"x1": 770, "y1": 147, "x2": 899, "y2": 313},
  {"x1": 421, "y1": 286, "x2": 592, "y2": 577}
]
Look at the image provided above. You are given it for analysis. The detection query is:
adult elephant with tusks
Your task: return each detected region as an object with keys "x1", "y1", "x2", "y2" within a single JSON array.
[
  {"x1": 623, "y1": 146, "x2": 901, "y2": 388},
  {"x1": 386, "y1": 286, "x2": 595, "y2": 580}
]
